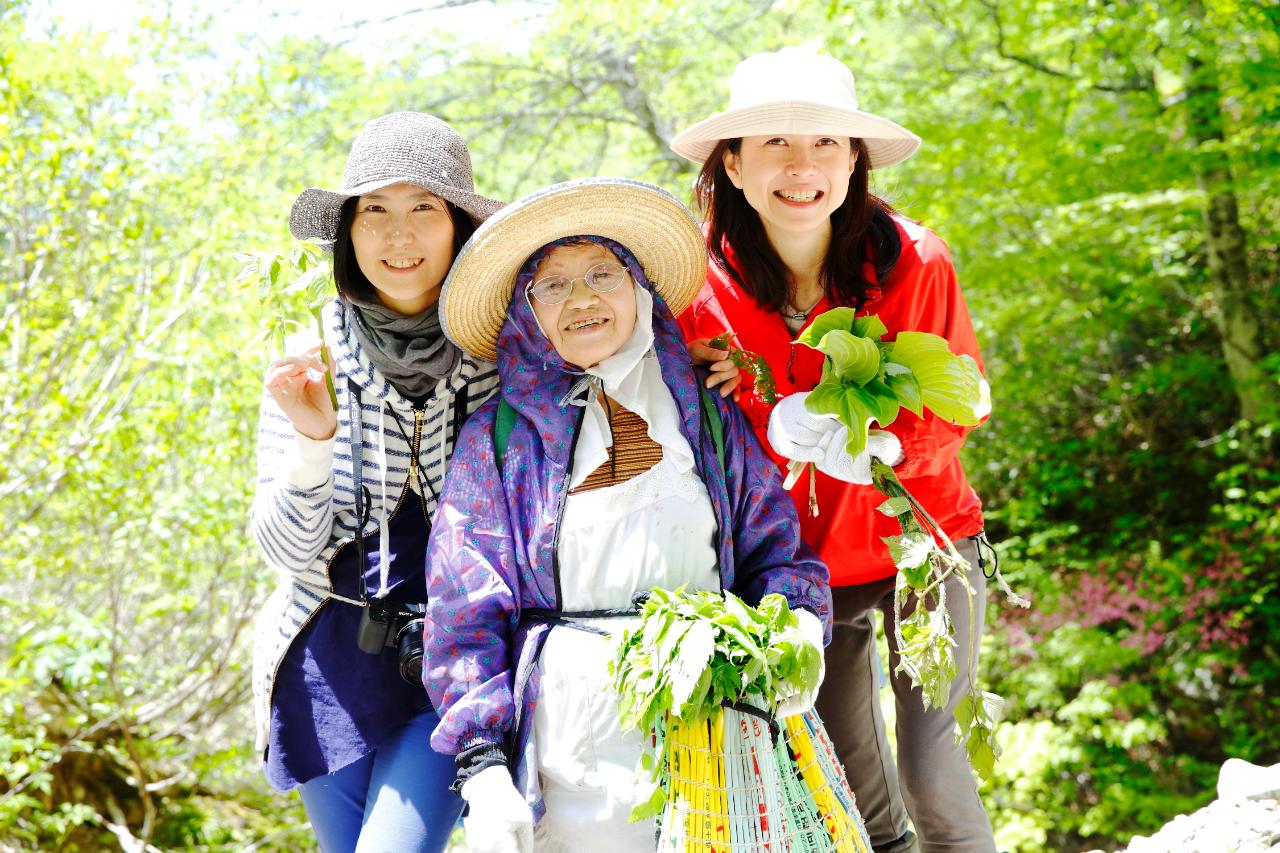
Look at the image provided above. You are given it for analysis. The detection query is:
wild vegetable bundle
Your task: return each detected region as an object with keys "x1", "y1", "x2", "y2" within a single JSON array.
[
  {"x1": 612, "y1": 588, "x2": 820, "y2": 775},
  {"x1": 611, "y1": 589, "x2": 871, "y2": 852},
  {"x1": 720, "y1": 310, "x2": 1028, "y2": 779},
  {"x1": 235, "y1": 240, "x2": 338, "y2": 409},
  {"x1": 708, "y1": 331, "x2": 778, "y2": 404},
  {"x1": 788, "y1": 309, "x2": 1030, "y2": 777}
]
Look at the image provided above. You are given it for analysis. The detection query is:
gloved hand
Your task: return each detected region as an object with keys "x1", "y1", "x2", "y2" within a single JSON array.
[
  {"x1": 768, "y1": 392, "x2": 904, "y2": 485},
  {"x1": 460, "y1": 765, "x2": 533, "y2": 853},
  {"x1": 812, "y1": 423, "x2": 903, "y2": 485},
  {"x1": 767, "y1": 392, "x2": 842, "y2": 463},
  {"x1": 777, "y1": 608, "x2": 827, "y2": 718}
]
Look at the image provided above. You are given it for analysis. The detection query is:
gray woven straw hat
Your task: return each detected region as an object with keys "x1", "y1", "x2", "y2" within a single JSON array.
[
  {"x1": 289, "y1": 112, "x2": 504, "y2": 246},
  {"x1": 439, "y1": 178, "x2": 707, "y2": 362}
]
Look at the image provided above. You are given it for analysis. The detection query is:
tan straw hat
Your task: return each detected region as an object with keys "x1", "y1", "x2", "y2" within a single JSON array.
[
  {"x1": 440, "y1": 178, "x2": 707, "y2": 362},
  {"x1": 670, "y1": 48, "x2": 921, "y2": 169}
]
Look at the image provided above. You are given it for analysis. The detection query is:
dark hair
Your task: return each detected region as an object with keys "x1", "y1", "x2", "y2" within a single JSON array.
[
  {"x1": 332, "y1": 195, "x2": 477, "y2": 303},
  {"x1": 692, "y1": 138, "x2": 901, "y2": 314}
]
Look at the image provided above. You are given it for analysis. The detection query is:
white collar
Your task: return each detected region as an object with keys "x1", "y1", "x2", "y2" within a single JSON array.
[{"x1": 568, "y1": 286, "x2": 695, "y2": 489}]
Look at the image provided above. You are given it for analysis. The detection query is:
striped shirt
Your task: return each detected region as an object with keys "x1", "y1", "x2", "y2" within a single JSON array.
[{"x1": 249, "y1": 298, "x2": 498, "y2": 752}]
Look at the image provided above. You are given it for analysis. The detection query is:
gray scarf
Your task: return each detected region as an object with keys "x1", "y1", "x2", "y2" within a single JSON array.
[{"x1": 345, "y1": 294, "x2": 459, "y2": 399}]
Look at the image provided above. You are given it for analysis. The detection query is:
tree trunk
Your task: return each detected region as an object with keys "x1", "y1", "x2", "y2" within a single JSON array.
[{"x1": 1185, "y1": 52, "x2": 1278, "y2": 423}]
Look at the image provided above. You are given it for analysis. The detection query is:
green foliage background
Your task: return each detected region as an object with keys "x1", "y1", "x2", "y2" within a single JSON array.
[{"x1": 1, "y1": 0, "x2": 1275, "y2": 850}]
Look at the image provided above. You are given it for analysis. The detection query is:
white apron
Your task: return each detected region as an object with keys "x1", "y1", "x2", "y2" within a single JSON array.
[{"x1": 533, "y1": 455, "x2": 719, "y2": 852}]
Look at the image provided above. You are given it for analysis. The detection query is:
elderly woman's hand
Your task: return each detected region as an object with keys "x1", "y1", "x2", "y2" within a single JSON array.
[
  {"x1": 776, "y1": 608, "x2": 827, "y2": 718},
  {"x1": 461, "y1": 766, "x2": 533, "y2": 853},
  {"x1": 687, "y1": 337, "x2": 741, "y2": 399}
]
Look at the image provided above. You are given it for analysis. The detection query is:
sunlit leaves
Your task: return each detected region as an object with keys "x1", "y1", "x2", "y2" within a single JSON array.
[
  {"x1": 797, "y1": 311, "x2": 984, "y2": 456},
  {"x1": 895, "y1": 597, "x2": 958, "y2": 710},
  {"x1": 611, "y1": 588, "x2": 821, "y2": 820},
  {"x1": 954, "y1": 691, "x2": 1003, "y2": 781},
  {"x1": 818, "y1": 329, "x2": 881, "y2": 384}
]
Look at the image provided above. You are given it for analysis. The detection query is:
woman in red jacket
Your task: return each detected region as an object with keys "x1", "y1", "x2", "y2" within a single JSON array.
[{"x1": 672, "y1": 48, "x2": 996, "y2": 853}]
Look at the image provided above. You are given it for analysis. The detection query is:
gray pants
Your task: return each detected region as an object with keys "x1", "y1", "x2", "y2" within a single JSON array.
[{"x1": 814, "y1": 536, "x2": 997, "y2": 853}]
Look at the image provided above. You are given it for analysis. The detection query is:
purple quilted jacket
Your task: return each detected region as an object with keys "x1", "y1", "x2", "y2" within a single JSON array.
[{"x1": 423, "y1": 241, "x2": 832, "y2": 807}]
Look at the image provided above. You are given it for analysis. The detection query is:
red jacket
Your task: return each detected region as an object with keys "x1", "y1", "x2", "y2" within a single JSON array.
[{"x1": 678, "y1": 215, "x2": 986, "y2": 587}]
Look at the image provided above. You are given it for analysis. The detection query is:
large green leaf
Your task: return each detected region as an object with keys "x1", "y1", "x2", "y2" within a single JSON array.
[
  {"x1": 806, "y1": 383, "x2": 871, "y2": 456},
  {"x1": 851, "y1": 315, "x2": 888, "y2": 341},
  {"x1": 668, "y1": 619, "x2": 715, "y2": 714},
  {"x1": 855, "y1": 378, "x2": 902, "y2": 428},
  {"x1": 885, "y1": 370, "x2": 924, "y2": 418},
  {"x1": 818, "y1": 329, "x2": 881, "y2": 385},
  {"x1": 886, "y1": 332, "x2": 989, "y2": 425},
  {"x1": 882, "y1": 531, "x2": 932, "y2": 575},
  {"x1": 794, "y1": 307, "x2": 858, "y2": 349},
  {"x1": 877, "y1": 497, "x2": 912, "y2": 517},
  {"x1": 806, "y1": 379, "x2": 903, "y2": 457}
]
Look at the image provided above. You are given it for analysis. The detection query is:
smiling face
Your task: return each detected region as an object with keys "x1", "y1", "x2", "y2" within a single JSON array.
[
  {"x1": 349, "y1": 182, "x2": 456, "y2": 314},
  {"x1": 722, "y1": 134, "x2": 857, "y2": 242},
  {"x1": 528, "y1": 242, "x2": 638, "y2": 369}
]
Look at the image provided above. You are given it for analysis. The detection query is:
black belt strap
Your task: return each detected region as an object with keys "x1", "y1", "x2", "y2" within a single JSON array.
[{"x1": 521, "y1": 606, "x2": 638, "y2": 637}]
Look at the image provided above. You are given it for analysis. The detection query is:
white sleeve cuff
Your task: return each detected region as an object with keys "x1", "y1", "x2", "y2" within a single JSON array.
[{"x1": 284, "y1": 431, "x2": 335, "y2": 489}]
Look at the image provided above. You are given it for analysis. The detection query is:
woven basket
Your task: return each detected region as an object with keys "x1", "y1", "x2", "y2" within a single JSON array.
[{"x1": 655, "y1": 705, "x2": 871, "y2": 852}]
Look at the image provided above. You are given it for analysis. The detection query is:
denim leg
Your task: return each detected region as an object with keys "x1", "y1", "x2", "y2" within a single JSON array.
[
  {"x1": 355, "y1": 707, "x2": 465, "y2": 853},
  {"x1": 299, "y1": 751, "x2": 375, "y2": 853}
]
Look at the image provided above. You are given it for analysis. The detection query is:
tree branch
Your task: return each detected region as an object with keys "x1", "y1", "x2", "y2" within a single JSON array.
[{"x1": 978, "y1": 0, "x2": 1155, "y2": 94}]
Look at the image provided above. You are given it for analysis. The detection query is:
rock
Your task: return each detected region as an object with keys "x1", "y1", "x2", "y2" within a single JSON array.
[
  {"x1": 1118, "y1": 796, "x2": 1280, "y2": 852},
  {"x1": 1219, "y1": 758, "x2": 1280, "y2": 803}
]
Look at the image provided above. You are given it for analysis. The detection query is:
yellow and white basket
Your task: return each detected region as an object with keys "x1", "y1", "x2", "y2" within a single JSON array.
[{"x1": 656, "y1": 705, "x2": 871, "y2": 852}]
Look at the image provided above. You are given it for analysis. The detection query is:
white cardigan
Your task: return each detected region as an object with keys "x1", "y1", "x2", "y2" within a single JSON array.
[{"x1": 249, "y1": 298, "x2": 497, "y2": 750}]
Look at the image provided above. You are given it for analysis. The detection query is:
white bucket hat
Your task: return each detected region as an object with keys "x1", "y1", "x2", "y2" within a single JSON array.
[
  {"x1": 670, "y1": 48, "x2": 921, "y2": 170},
  {"x1": 289, "y1": 112, "x2": 504, "y2": 247}
]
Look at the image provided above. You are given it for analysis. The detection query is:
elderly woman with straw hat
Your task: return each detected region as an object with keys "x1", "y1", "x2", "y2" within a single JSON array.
[
  {"x1": 422, "y1": 178, "x2": 833, "y2": 852},
  {"x1": 249, "y1": 112, "x2": 504, "y2": 852},
  {"x1": 671, "y1": 49, "x2": 997, "y2": 853}
]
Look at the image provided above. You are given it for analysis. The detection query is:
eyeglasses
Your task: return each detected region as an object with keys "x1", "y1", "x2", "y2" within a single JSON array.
[{"x1": 527, "y1": 262, "x2": 629, "y2": 305}]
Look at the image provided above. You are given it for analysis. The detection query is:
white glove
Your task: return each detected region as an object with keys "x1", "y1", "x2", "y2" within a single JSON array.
[
  {"x1": 777, "y1": 609, "x2": 827, "y2": 718},
  {"x1": 768, "y1": 392, "x2": 903, "y2": 485},
  {"x1": 767, "y1": 392, "x2": 842, "y2": 463},
  {"x1": 460, "y1": 765, "x2": 533, "y2": 853},
  {"x1": 812, "y1": 423, "x2": 903, "y2": 485}
]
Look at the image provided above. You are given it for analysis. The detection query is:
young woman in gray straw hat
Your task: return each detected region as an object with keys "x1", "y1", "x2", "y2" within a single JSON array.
[
  {"x1": 248, "y1": 111, "x2": 504, "y2": 852},
  {"x1": 420, "y1": 177, "x2": 834, "y2": 852},
  {"x1": 672, "y1": 49, "x2": 998, "y2": 853}
]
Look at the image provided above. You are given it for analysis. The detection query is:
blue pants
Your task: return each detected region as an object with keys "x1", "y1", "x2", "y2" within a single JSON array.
[{"x1": 298, "y1": 708, "x2": 463, "y2": 853}]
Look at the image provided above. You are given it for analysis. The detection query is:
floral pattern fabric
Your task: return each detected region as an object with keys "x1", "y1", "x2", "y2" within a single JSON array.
[{"x1": 423, "y1": 239, "x2": 832, "y2": 813}]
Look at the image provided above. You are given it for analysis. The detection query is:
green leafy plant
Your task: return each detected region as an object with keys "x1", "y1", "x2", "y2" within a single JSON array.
[
  {"x1": 235, "y1": 240, "x2": 338, "y2": 409},
  {"x1": 792, "y1": 308, "x2": 1024, "y2": 779},
  {"x1": 708, "y1": 331, "x2": 778, "y2": 404},
  {"x1": 610, "y1": 587, "x2": 821, "y2": 819}
]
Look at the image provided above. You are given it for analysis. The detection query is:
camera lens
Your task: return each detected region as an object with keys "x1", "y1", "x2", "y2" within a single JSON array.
[{"x1": 396, "y1": 617, "x2": 425, "y2": 685}]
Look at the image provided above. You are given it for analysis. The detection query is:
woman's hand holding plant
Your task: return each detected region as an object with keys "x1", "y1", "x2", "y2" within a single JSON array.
[
  {"x1": 238, "y1": 239, "x2": 341, "y2": 431},
  {"x1": 265, "y1": 344, "x2": 338, "y2": 441},
  {"x1": 686, "y1": 336, "x2": 742, "y2": 398},
  {"x1": 767, "y1": 392, "x2": 903, "y2": 486}
]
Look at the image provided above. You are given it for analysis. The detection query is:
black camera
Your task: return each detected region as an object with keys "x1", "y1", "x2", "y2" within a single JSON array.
[{"x1": 356, "y1": 600, "x2": 427, "y2": 685}]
